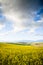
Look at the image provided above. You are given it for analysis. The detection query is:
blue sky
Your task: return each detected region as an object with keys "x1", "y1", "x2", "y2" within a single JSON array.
[{"x1": 0, "y1": 0, "x2": 43, "y2": 42}]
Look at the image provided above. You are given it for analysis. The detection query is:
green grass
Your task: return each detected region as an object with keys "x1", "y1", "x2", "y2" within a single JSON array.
[{"x1": 0, "y1": 42, "x2": 43, "y2": 65}]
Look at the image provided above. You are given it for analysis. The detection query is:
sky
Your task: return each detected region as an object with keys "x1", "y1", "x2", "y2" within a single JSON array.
[{"x1": 0, "y1": 0, "x2": 43, "y2": 42}]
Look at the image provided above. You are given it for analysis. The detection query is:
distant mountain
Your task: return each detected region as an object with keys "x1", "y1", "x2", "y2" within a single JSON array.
[
  {"x1": 18, "y1": 40, "x2": 34, "y2": 43},
  {"x1": 18, "y1": 40, "x2": 43, "y2": 43},
  {"x1": 35, "y1": 40, "x2": 43, "y2": 42}
]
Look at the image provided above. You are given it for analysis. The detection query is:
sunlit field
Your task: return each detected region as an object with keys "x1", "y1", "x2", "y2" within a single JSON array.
[{"x1": 0, "y1": 43, "x2": 43, "y2": 65}]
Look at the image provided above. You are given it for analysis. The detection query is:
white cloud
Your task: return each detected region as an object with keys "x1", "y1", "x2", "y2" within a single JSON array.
[
  {"x1": 4, "y1": 11, "x2": 43, "y2": 34},
  {"x1": 0, "y1": 0, "x2": 43, "y2": 42},
  {"x1": 0, "y1": 24, "x2": 5, "y2": 30},
  {"x1": 29, "y1": 28, "x2": 35, "y2": 33},
  {"x1": 37, "y1": 18, "x2": 43, "y2": 22}
]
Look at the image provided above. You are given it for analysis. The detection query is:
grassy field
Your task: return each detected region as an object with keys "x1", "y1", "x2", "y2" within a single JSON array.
[{"x1": 0, "y1": 42, "x2": 43, "y2": 65}]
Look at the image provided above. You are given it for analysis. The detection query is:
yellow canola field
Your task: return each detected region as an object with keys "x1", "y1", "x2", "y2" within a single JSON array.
[{"x1": 0, "y1": 43, "x2": 43, "y2": 65}]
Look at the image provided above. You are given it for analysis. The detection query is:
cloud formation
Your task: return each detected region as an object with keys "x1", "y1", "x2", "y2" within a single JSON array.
[
  {"x1": 0, "y1": 0, "x2": 43, "y2": 31},
  {"x1": 0, "y1": 0, "x2": 43, "y2": 41}
]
